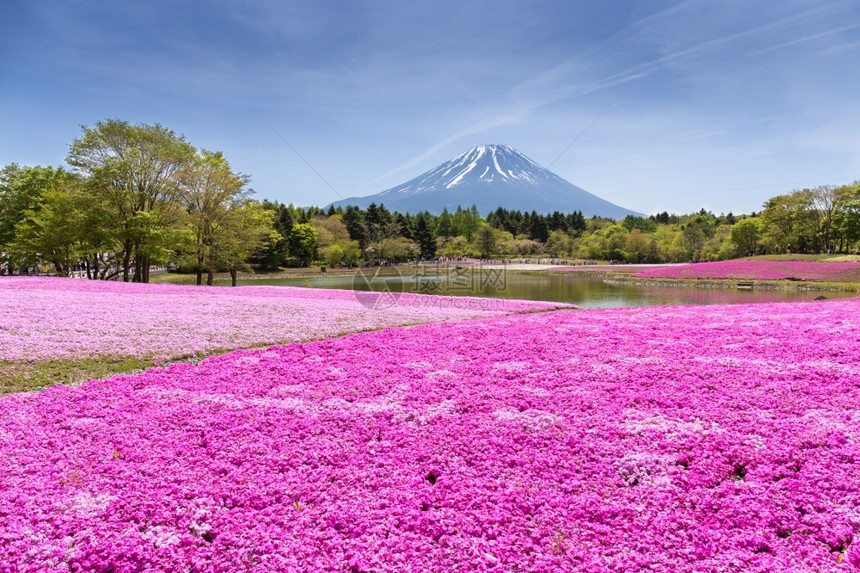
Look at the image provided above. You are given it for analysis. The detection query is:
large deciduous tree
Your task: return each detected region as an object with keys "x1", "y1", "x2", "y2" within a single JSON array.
[
  {"x1": 288, "y1": 223, "x2": 318, "y2": 267},
  {"x1": 67, "y1": 119, "x2": 195, "y2": 282},
  {"x1": 176, "y1": 150, "x2": 250, "y2": 285},
  {"x1": 216, "y1": 201, "x2": 278, "y2": 286},
  {"x1": 10, "y1": 171, "x2": 87, "y2": 276},
  {"x1": 730, "y1": 218, "x2": 761, "y2": 254},
  {"x1": 0, "y1": 164, "x2": 61, "y2": 272}
]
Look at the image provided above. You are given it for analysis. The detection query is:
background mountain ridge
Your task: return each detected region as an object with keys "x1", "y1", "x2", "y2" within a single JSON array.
[{"x1": 330, "y1": 144, "x2": 641, "y2": 218}]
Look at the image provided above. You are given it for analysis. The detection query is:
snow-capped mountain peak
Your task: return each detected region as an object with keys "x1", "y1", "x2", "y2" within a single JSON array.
[
  {"x1": 330, "y1": 144, "x2": 640, "y2": 218},
  {"x1": 389, "y1": 144, "x2": 550, "y2": 194}
]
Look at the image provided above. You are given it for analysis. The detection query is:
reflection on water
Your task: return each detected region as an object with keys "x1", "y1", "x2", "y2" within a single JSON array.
[{"x1": 220, "y1": 271, "x2": 855, "y2": 308}]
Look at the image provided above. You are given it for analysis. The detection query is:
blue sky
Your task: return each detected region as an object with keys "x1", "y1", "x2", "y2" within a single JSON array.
[{"x1": 1, "y1": 0, "x2": 858, "y2": 215}]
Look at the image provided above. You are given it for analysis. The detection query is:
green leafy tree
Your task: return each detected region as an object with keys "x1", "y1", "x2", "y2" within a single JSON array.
[
  {"x1": 624, "y1": 229, "x2": 654, "y2": 263},
  {"x1": 413, "y1": 213, "x2": 436, "y2": 258},
  {"x1": 341, "y1": 205, "x2": 366, "y2": 250},
  {"x1": 288, "y1": 222, "x2": 318, "y2": 267},
  {"x1": 546, "y1": 230, "x2": 574, "y2": 258},
  {"x1": 622, "y1": 215, "x2": 657, "y2": 233},
  {"x1": 0, "y1": 164, "x2": 64, "y2": 272},
  {"x1": 436, "y1": 208, "x2": 454, "y2": 237},
  {"x1": 215, "y1": 201, "x2": 278, "y2": 285},
  {"x1": 474, "y1": 224, "x2": 498, "y2": 259},
  {"x1": 176, "y1": 150, "x2": 250, "y2": 285},
  {"x1": 9, "y1": 171, "x2": 87, "y2": 275},
  {"x1": 833, "y1": 184, "x2": 860, "y2": 251},
  {"x1": 730, "y1": 218, "x2": 762, "y2": 254},
  {"x1": 759, "y1": 191, "x2": 816, "y2": 253},
  {"x1": 67, "y1": 119, "x2": 195, "y2": 282}
]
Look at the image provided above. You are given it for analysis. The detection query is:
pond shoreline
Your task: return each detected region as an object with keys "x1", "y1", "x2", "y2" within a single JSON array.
[
  {"x1": 154, "y1": 266, "x2": 860, "y2": 295},
  {"x1": 601, "y1": 276, "x2": 860, "y2": 293}
]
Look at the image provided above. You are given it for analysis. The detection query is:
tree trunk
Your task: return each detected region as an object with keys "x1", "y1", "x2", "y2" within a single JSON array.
[
  {"x1": 206, "y1": 241, "x2": 215, "y2": 286},
  {"x1": 133, "y1": 252, "x2": 151, "y2": 283},
  {"x1": 196, "y1": 250, "x2": 204, "y2": 286},
  {"x1": 230, "y1": 265, "x2": 238, "y2": 287},
  {"x1": 122, "y1": 240, "x2": 134, "y2": 282}
]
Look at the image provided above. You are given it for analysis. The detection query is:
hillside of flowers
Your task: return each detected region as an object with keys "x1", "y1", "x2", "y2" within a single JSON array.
[
  {"x1": 0, "y1": 277, "x2": 568, "y2": 363},
  {"x1": 632, "y1": 259, "x2": 860, "y2": 282},
  {"x1": 1, "y1": 298, "x2": 858, "y2": 571}
]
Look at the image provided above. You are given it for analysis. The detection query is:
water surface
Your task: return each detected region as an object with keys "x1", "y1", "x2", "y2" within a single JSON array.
[{"x1": 218, "y1": 271, "x2": 854, "y2": 308}]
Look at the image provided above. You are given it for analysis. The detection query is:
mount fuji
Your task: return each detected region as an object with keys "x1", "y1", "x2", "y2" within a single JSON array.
[{"x1": 329, "y1": 144, "x2": 641, "y2": 218}]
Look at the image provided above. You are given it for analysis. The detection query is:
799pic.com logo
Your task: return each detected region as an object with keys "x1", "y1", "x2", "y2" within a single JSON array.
[{"x1": 352, "y1": 266, "x2": 403, "y2": 310}]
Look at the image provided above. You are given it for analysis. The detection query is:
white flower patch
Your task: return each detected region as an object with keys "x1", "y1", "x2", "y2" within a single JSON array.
[
  {"x1": 491, "y1": 361, "x2": 530, "y2": 373},
  {"x1": 70, "y1": 492, "x2": 116, "y2": 518},
  {"x1": 623, "y1": 410, "x2": 722, "y2": 438},
  {"x1": 520, "y1": 386, "x2": 550, "y2": 397},
  {"x1": 493, "y1": 408, "x2": 561, "y2": 430},
  {"x1": 589, "y1": 363, "x2": 617, "y2": 375},
  {"x1": 802, "y1": 359, "x2": 856, "y2": 374},
  {"x1": 615, "y1": 452, "x2": 674, "y2": 487},
  {"x1": 248, "y1": 396, "x2": 308, "y2": 412},
  {"x1": 426, "y1": 369, "x2": 457, "y2": 381},
  {"x1": 69, "y1": 417, "x2": 103, "y2": 428},
  {"x1": 140, "y1": 525, "x2": 181, "y2": 549},
  {"x1": 269, "y1": 384, "x2": 306, "y2": 395}
]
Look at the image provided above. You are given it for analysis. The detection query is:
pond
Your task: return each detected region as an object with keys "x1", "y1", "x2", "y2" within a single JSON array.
[{"x1": 216, "y1": 268, "x2": 855, "y2": 308}]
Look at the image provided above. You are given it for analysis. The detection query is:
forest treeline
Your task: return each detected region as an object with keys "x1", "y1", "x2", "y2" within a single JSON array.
[
  {"x1": 254, "y1": 184, "x2": 860, "y2": 270},
  {"x1": 1, "y1": 120, "x2": 859, "y2": 282}
]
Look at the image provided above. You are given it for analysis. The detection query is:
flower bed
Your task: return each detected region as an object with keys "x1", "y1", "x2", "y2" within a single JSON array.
[
  {"x1": 0, "y1": 277, "x2": 569, "y2": 363},
  {"x1": 554, "y1": 264, "x2": 671, "y2": 273},
  {"x1": 1, "y1": 299, "x2": 858, "y2": 571},
  {"x1": 632, "y1": 260, "x2": 860, "y2": 282}
]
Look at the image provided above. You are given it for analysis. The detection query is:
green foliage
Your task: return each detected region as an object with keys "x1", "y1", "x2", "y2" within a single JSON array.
[
  {"x1": 176, "y1": 150, "x2": 251, "y2": 284},
  {"x1": 730, "y1": 218, "x2": 761, "y2": 253},
  {"x1": 474, "y1": 224, "x2": 498, "y2": 259},
  {"x1": 624, "y1": 229, "x2": 655, "y2": 263},
  {"x1": 545, "y1": 230, "x2": 574, "y2": 258},
  {"x1": 622, "y1": 215, "x2": 657, "y2": 234},
  {"x1": 67, "y1": 119, "x2": 196, "y2": 282},
  {"x1": 414, "y1": 213, "x2": 436, "y2": 258},
  {"x1": 0, "y1": 165, "x2": 67, "y2": 271},
  {"x1": 288, "y1": 222, "x2": 318, "y2": 267},
  {"x1": 215, "y1": 201, "x2": 278, "y2": 285}
]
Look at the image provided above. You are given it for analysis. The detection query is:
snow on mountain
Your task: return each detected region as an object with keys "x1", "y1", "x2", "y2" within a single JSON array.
[{"x1": 329, "y1": 144, "x2": 641, "y2": 218}]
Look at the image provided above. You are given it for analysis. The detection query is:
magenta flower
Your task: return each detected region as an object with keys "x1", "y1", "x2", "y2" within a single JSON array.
[
  {"x1": 632, "y1": 260, "x2": 860, "y2": 282},
  {"x1": 1, "y1": 295, "x2": 858, "y2": 571}
]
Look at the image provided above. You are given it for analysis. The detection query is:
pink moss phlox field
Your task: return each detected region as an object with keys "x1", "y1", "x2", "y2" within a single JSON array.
[
  {"x1": 554, "y1": 264, "x2": 670, "y2": 273},
  {"x1": 2, "y1": 300, "x2": 860, "y2": 571},
  {"x1": 632, "y1": 260, "x2": 860, "y2": 282},
  {"x1": 0, "y1": 277, "x2": 569, "y2": 362}
]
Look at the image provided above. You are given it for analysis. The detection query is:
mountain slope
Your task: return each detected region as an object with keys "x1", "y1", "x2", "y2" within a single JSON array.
[{"x1": 330, "y1": 144, "x2": 641, "y2": 218}]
